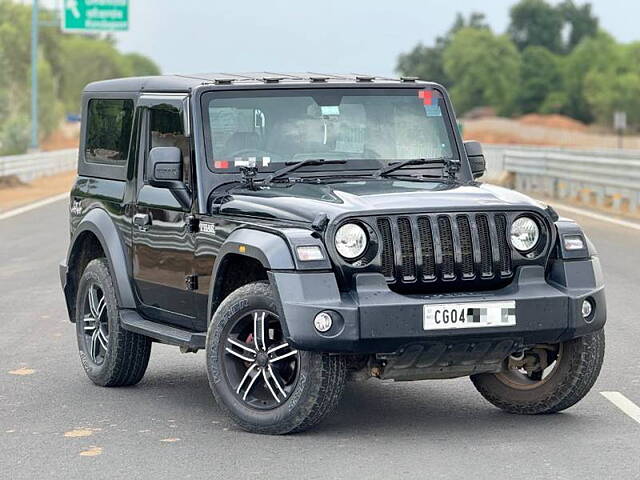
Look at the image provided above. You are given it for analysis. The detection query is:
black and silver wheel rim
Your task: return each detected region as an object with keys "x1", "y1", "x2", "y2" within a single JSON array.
[
  {"x1": 81, "y1": 283, "x2": 109, "y2": 365},
  {"x1": 222, "y1": 309, "x2": 300, "y2": 410}
]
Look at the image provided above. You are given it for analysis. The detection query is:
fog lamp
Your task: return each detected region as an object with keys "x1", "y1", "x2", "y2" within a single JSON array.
[
  {"x1": 582, "y1": 299, "x2": 593, "y2": 319},
  {"x1": 314, "y1": 312, "x2": 333, "y2": 333}
]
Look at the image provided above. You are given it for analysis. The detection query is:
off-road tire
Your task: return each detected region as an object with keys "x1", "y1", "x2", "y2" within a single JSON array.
[
  {"x1": 471, "y1": 329, "x2": 605, "y2": 414},
  {"x1": 75, "y1": 258, "x2": 152, "y2": 387},
  {"x1": 206, "y1": 281, "x2": 347, "y2": 435}
]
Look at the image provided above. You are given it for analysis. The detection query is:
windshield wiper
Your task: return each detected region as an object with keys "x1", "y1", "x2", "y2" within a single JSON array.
[
  {"x1": 374, "y1": 158, "x2": 447, "y2": 178},
  {"x1": 261, "y1": 159, "x2": 346, "y2": 185}
]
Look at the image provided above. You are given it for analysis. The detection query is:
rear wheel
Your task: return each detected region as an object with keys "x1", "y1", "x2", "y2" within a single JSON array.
[
  {"x1": 206, "y1": 281, "x2": 346, "y2": 434},
  {"x1": 75, "y1": 258, "x2": 152, "y2": 387},
  {"x1": 471, "y1": 330, "x2": 605, "y2": 414}
]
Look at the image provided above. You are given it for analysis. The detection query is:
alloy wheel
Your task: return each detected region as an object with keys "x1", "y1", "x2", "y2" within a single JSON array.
[
  {"x1": 222, "y1": 310, "x2": 299, "y2": 409},
  {"x1": 82, "y1": 283, "x2": 109, "y2": 365}
]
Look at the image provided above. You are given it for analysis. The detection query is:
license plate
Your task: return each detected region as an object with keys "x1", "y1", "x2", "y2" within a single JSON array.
[{"x1": 423, "y1": 301, "x2": 516, "y2": 330}]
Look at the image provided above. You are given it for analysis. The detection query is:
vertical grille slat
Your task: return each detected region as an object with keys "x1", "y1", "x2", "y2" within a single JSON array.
[
  {"x1": 374, "y1": 211, "x2": 516, "y2": 291},
  {"x1": 417, "y1": 217, "x2": 436, "y2": 280},
  {"x1": 495, "y1": 214, "x2": 512, "y2": 276},
  {"x1": 437, "y1": 216, "x2": 455, "y2": 279},
  {"x1": 456, "y1": 216, "x2": 475, "y2": 278},
  {"x1": 377, "y1": 218, "x2": 394, "y2": 280},
  {"x1": 397, "y1": 217, "x2": 416, "y2": 281},
  {"x1": 476, "y1": 214, "x2": 494, "y2": 277}
]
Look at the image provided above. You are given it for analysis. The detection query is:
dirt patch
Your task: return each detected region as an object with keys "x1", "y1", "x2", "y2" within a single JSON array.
[
  {"x1": 0, "y1": 175, "x2": 25, "y2": 188},
  {"x1": 0, "y1": 170, "x2": 75, "y2": 213},
  {"x1": 518, "y1": 114, "x2": 588, "y2": 132},
  {"x1": 41, "y1": 122, "x2": 80, "y2": 152},
  {"x1": 464, "y1": 116, "x2": 640, "y2": 149}
]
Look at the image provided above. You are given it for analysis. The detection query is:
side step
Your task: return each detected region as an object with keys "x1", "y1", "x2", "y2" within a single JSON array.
[{"x1": 120, "y1": 310, "x2": 206, "y2": 350}]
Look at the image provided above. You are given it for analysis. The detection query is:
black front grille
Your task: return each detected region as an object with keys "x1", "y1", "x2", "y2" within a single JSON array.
[{"x1": 376, "y1": 212, "x2": 514, "y2": 292}]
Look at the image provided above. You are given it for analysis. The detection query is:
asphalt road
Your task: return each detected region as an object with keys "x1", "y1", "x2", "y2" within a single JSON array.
[{"x1": 1, "y1": 198, "x2": 639, "y2": 480}]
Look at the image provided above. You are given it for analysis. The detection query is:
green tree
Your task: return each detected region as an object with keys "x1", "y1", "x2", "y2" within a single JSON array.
[
  {"x1": 124, "y1": 53, "x2": 161, "y2": 77},
  {"x1": 444, "y1": 28, "x2": 521, "y2": 115},
  {"x1": 396, "y1": 44, "x2": 449, "y2": 86},
  {"x1": 396, "y1": 12, "x2": 489, "y2": 86},
  {"x1": 559, "y1": 0, "x2": 599, "y2": 51},
  {"x1": 561, "y1": 31, "x2": 619, "y2": 122},
  {"x1": 517, "y1": 46, "x2": 561, "y2": 113},
  {"x1": 508, "y1": 0, "x2": 564, "y2": 53},
  {"x1": 583, "y1": 41, "x2": 640, "y2": 127},
  {"x1": 0, "y1": 0, "x2": 160, "y2": 153}
]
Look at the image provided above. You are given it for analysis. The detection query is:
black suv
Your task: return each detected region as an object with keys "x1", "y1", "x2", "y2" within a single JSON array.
[{"x1": 60, "y1": 73, "x2": 605, "y2": 434}]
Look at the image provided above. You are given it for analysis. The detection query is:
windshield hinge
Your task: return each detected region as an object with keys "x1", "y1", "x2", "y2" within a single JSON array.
[
  {"x1": 184, "y1": 274, "x2": 198, "y2": 291},
  {"x1": 239, "y1": 165, "x2": 260, "y2": 190},
  {"x1": 186, "y1": 215, "x2": 199, "y2": 233},
  {"x1": 446, "y1": 160, "x2": 461, "y2": 180}
]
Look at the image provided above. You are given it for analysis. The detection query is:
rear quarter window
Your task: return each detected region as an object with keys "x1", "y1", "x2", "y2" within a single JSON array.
[{"x1": 85, "y1": 99, "x2": 134, "y2": 165}]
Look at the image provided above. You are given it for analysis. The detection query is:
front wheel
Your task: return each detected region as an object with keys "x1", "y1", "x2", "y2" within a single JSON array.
[
  {"x1": 206, "y1": 281, "x2": 346, "y2": 435},
  {"x1": 471, "y1": 330, "x2": 605, "y2": 414}
]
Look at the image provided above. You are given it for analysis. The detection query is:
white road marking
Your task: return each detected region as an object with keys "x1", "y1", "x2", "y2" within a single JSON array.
[
  {"x1": 601, "y1": 391, "x2": 640, "y2": 425},
  {"x1": 550, "y1": 202, "x2": 640, "y2": 232},
  {"x1": 0, "y1": 193, "x2": 68, "y2": 221}
]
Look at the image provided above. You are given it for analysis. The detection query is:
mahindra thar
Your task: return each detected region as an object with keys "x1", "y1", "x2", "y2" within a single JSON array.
[{"x1": 60, "y1": 73, "x2": 605, "y2": 434}]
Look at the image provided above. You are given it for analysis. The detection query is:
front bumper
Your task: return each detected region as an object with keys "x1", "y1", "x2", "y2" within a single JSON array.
[{"x1": 269, "y1": 258, "x2": 606, "y2": 355}]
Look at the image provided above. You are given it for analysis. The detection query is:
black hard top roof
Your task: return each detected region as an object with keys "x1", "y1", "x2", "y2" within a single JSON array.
[{"x1": 83, "y1": 72, "x2": 435, "y2": 93}]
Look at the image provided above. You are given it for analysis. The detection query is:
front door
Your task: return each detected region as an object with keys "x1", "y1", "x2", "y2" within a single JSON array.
[{"x1": 132, "y1": 96, "x2": 195, "y2": 328}]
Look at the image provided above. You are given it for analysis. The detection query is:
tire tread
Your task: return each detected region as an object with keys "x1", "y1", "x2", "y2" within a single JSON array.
[{"x1": 471, "y1": 330, "x2": 605, "y2": 415}]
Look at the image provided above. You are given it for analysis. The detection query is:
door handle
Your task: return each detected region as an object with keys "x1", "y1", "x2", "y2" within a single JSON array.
[{"x1": 133, "y1": 213, "x2": 151, "y2": 231}]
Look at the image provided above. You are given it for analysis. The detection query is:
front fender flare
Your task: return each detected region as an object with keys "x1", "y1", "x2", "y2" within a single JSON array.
[{"x1": 206, "y1": 228, "x2": 295, "y2": 322}]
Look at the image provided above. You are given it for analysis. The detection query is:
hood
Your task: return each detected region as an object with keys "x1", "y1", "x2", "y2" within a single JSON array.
[{"x1": 217, "y1": 178, "x2": 546, "y2": 223}]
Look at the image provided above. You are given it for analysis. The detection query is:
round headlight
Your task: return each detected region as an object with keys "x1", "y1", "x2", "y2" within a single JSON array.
[
  {"x1": 335, "y1": 223, "x2": 367, "y2": 259},
  {"x1": 510, "y1": 216, "x2": 540, "y2": 252}
]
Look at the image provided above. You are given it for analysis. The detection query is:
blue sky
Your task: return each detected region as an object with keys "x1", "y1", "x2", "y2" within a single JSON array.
[{"x1": 47, "y1": 0, "x2": 640, "y2": 76}]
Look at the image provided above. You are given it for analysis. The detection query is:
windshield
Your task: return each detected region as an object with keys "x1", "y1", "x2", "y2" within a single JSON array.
[{"x1": 202, "y1": 88, "x2": 457, "y2": 173}]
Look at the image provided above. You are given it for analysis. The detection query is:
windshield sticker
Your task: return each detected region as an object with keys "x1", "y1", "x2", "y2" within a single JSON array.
[
  {"x1": 262, "y1": 156, "x2": 271, "y2": 167},
  {"x1": 321, "y1": 105, "x2": 340, "y2": 116},
  {"x1": 418, "y1": 90, "x2": 433, "y2": 105},
  {"x1": 424, "y1": 104, "x2": 442, "y2": 117},
  {"x1": 214, "y1": 160, "x2": 230, "y2": 169},
  {"x1": 234, "y1": 158, "x2": 257, "y2": 167}
]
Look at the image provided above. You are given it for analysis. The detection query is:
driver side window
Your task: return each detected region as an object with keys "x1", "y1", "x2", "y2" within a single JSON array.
[{"x1": 148, "y1": 104, "x2": 191, "y2": 185}]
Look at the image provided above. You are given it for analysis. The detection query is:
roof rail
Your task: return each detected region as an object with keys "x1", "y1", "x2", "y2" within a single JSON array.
[{"x1": 400, "y1": 76, "x2": 419, "y2": 82}]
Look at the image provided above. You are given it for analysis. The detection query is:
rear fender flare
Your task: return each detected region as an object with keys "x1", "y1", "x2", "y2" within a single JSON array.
[{"x1": 66, "y1": 208, "x2": 136, "y2": 309}]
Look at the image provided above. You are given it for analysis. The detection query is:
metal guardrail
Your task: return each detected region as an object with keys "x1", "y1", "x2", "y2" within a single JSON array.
[
  {"x1": 1, "y1": 145, "x2": 639, "y2": 214},
  {"x1": 0, "y1": 148, "x2": 77, "y2": 183},
  {"x1": 483, "y1": 144, "x2": 640, "y2": 214}
]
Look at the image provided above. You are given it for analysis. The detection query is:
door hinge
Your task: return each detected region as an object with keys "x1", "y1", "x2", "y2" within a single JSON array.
[
  {"x1": 187, "y1": 215, "x2": 200, "y2": 233},
  {"x1": 185, "y1": 274, "x2": 198, "y2": 290}
]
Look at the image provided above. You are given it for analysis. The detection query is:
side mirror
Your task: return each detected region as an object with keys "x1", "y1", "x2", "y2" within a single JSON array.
[
  {"x1": 148, "y1": 146, "x2": 182, "y2": 187},
  {"x1": 464, "y1": 140, "x2": 486, "y2": 179},
  {"x1": 148, "y1": 146, "x2": 191, "y2": 208}
]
